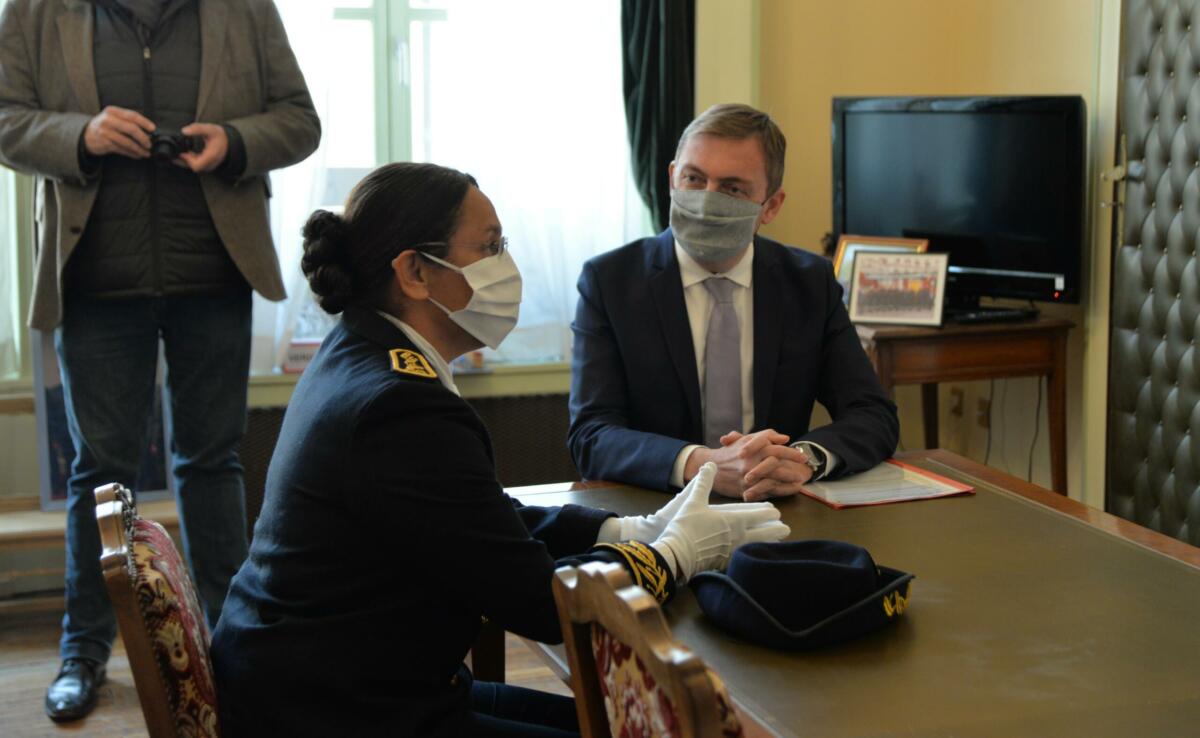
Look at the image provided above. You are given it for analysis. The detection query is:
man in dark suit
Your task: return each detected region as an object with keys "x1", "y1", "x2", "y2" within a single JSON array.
[
  {"x1": 569, "y1": 103, "x2": 897, "y2": 501},
  {"x1": 0, "y1": 0, "x2": 320, "y2": 722}
]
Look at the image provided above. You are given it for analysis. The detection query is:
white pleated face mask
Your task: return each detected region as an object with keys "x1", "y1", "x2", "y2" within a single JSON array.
[{"x1": 419, "y1": 248, "x2": 523, "y2": 350}]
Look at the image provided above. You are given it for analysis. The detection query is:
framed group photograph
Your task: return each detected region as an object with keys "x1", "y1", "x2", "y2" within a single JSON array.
[
  {"x1": 833, "y1": 234, "x2": 929, "y2": 304},
  {"x1": 848, "y1": 251, "x2": 950, "y2": 326}
]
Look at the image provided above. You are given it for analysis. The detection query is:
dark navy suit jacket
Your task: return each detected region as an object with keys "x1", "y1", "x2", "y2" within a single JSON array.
[{"x1": 568, "y1": 229, "x2": 899, "y2": 491}]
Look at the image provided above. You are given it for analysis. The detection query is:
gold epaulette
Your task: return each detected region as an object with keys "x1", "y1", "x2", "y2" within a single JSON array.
[
  {"x1": 594, "y1": 541, "x2": 671, "y2": 603},
  {"x1": 389, "y1": 348, "x2": 437, "y2": 379}
]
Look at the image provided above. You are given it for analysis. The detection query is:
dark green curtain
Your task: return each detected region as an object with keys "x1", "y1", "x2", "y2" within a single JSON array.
[{"x1": 622, "y1": 0, "x2": 695, "y2": 232}]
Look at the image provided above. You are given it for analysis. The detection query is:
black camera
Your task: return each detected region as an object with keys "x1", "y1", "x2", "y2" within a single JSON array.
[{"x1": 149, "y1": 129, "x2": 205, "y2": 161}]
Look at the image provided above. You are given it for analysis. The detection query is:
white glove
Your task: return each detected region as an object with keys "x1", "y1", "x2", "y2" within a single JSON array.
[
  {"x1": 612, "y1": 483, "x2": 689, "y2": 541},
  {"x1": 652, "y1": 462, "x2": 790, "y2": 582},
  {"x1": 614, "y1": 476, "x2": 782, "y2": 543}
]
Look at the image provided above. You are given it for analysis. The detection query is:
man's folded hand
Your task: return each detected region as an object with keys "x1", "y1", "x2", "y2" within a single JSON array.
[{"x1": 684, "y1": 428, "x2": 812, "y2": 501}]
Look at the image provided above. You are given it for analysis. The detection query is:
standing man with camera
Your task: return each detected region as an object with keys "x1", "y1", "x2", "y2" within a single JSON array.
[{"x1": 0, "y1": 0, "x2": 320, "y2": 723}]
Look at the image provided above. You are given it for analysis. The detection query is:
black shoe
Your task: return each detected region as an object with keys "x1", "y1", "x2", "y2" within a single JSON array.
[{"x1": 44, "y1": 658, "x2": 106, "y2": 722}]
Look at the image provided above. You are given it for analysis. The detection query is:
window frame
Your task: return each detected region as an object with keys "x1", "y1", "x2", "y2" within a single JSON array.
[
  {"x1": 0, "y1": 170, "x2": 34, "y2": 390},
  {"x1": 332, "y1": 1, "x2": 448, "y2": 166}
]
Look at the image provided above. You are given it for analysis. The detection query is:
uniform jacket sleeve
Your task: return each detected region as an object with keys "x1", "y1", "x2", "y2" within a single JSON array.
[
  {"x1": 224, "y1": 0, "x2": 320, "y2": 178},
  {"x1": 514, "y1": 501, "x2": 612, "y2": 559},
  {"x1": 351, "y1": 380, "x2": 674, "y2": 645},
  {"x1": 0, "y1": 1, "x2": 93, "y2": 182}
]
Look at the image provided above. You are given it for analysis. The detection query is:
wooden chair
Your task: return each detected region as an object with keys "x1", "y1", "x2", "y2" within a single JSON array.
[
  {"x1": 552, "y1": 562, "x2": 745, "y2": 738},
  {"x1": 95, "y1": 483, "x2": 220, "y2": 738}
]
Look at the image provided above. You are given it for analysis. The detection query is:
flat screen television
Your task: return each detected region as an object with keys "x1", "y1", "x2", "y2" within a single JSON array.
[{"x1": 832, "y1": 96, "x2": 1086, "y2": 314}]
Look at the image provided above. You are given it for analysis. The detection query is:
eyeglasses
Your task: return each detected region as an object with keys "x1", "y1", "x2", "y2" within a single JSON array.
[
  {"x1": 414, "y1": 236, "x2": 508, "y2": 258},
  {"x1": 478, "y1": 236, "x2": 508, "y2": 256}
]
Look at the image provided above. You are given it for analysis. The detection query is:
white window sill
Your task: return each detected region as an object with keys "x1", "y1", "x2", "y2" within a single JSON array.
[{"x1": 0, "y1": 362, "x2": 571, "y2": 416}]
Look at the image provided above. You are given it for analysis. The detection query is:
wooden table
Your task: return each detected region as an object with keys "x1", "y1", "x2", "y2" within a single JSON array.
[
  {"x1": 857, "y1": 317, "x2": 1073, "y2": 493},
  {"x1": 498, "y1": 450, "x2": 1200, "y2": 737}
]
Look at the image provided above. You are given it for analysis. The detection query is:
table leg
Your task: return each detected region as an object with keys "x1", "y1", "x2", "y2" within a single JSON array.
[
  {"x1": 921, "y1": 383, "x2": 939, "y2": 450},
  {"x1": 469, "y1": 618, "x2": 506, "y2": 682},
  {"x1": 1047, "y1": 334, "x2": 1068, "y2": 495}
]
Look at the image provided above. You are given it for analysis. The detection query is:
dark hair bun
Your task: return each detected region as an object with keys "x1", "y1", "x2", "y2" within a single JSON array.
[{"x1": 300, "y1": 209, "x2": 354, "y2": 314}]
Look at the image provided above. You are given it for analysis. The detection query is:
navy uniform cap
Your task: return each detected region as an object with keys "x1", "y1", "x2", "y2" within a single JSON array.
[{"x1": 690, "y1": 540, "x2": 914, "y2": 650}]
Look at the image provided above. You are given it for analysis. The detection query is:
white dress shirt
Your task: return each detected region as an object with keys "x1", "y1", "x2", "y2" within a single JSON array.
[
  {"x1": 376, "y1": 310, "x2": 460, "y2": 396},
  {"x1": 668, "y1": 242, "x2": 837, "y2": 488}
]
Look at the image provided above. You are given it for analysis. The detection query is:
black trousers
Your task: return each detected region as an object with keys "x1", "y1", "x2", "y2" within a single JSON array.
[{"x1": 468, "y1": 681, "x2": 580, "y2": 737}]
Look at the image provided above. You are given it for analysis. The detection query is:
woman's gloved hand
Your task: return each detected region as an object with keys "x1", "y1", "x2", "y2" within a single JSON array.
[
  {"x1": 650, "y1": 462, "x2": 790, "y2": 581},
  {"x1": 602, "y1": 472, "x2": 782, "y2": 544}
]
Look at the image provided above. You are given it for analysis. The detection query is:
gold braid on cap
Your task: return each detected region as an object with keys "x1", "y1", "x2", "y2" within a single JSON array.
[{"x1": 594, "y1": 541, "x2": 670, "y2": 603}]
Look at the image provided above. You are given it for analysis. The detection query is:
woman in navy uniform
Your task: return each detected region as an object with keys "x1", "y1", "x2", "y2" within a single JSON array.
[{"x1": 210, "y1": 162, "x2": 787, "y2": 737}]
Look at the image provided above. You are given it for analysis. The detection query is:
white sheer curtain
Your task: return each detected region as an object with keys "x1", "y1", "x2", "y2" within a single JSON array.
[
  {"x1": 0, "y1": 168, "x2": 20, "y2": 380},
  {"x1": 251, "y1": 0, "x2": 649, "y2": 373},
  {"x1": 416, "y1": 0, "x2": 650, "y2": 364},
  {"x1": 248, "y1": 1, "x2": 337, "y2": 375}
]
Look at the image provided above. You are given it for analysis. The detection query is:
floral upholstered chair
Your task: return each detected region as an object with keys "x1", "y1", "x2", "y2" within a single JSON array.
[
  {"x1": 552, "y1": 563, "x2": 745, "y2": 738},
  {"x1": 95, "y1": 483, "x2": 219, "y2": 738}
]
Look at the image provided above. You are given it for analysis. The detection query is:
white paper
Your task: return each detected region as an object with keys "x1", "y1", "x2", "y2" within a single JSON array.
[{"x1": 800, "y1": 460, "x2": 971, "y2": 508}]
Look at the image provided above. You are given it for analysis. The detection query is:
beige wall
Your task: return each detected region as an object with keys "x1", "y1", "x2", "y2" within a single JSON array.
[
  {"x1": 758, "y1": 0, "x2": 1105, "y2": 249},
  {"x1": 0, "y1": 412, "x2": 38, "y2": 504},
  {"x1": 695, "y1": 0, "x2": 1121, "y2": 505},
  {"x1": 695, "y1": 0, "x2": 760, "y2": 110}
]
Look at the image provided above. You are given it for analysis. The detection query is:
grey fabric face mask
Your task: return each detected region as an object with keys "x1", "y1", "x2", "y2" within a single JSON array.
[{"x1": 669, "y1": 189, "x2": 762, "y2": 264}]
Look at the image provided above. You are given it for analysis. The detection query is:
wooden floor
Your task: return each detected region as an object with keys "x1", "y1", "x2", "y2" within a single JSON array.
[{"x1": 0, "y1": 606, "x2": 571, "y2": 737}]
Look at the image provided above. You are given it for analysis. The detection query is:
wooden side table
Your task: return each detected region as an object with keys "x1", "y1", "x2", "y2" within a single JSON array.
[{"x1": 857, "y1": 317, "x2": 1073, "y2": 494}]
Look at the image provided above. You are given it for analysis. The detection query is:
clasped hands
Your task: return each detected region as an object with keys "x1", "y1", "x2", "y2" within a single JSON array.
[
  {"x1": 620, "y1": 462, "x2": 790, "y2": 581},
  {"x1": 84, "y1": 105, "x2": 228, "y2": 172},
  {"x1": 685, "y1": 428, "x2": 816, "y2": 501}
]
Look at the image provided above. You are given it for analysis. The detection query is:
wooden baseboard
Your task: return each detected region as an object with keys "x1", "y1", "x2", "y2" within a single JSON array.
[
  {"x1": 0, "y1": 496, "x2": 39, "y2": 513},
  {"x1": 1, "y1": 499, "x2": 182, "y2": 599},
  {"x1": 0, "y1": 498, "x2": 179, "y2": 546},
  {"x1": 0, "y1": 392, "x2": 35, "y2": 415},
  {"x1": 0, "y1": 592, "x2": 63, "y2": 617}
]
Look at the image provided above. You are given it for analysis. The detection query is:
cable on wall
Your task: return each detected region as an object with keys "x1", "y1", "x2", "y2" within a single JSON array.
[
  {"x1": 1028, "y1": 377, "x2": 1043, "y2": 482},
  {"x1": 984, "y1": 379, "x2": 996, "y2": 465}
]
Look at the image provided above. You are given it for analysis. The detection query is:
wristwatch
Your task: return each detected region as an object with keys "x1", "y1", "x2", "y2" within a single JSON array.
[{"x1": 796, "y1": 442, "x2": 827, "y2": 479}]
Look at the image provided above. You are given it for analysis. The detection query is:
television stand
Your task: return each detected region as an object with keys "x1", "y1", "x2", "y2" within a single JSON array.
[
  {"x1": 856, "y1": 317, "x2": 1074, "y2": 493},
  {"x1": 944, "y1": 305, "x2": 1040, "y2": 324}
]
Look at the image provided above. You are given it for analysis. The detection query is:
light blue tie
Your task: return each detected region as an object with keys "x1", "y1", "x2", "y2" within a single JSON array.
[{"x1": 703, "y1": 277, "x2": 742, "y2": 447}]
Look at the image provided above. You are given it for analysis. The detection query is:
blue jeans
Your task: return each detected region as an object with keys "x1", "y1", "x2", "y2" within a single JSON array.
[{"x1": 56, "y1": 291, "x2": 252, "y2": 664}]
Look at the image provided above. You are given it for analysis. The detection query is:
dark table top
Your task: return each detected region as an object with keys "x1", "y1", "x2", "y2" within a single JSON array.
[{"x1": 510, "y1": 451, "x2": 1200, "y2": 737}]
